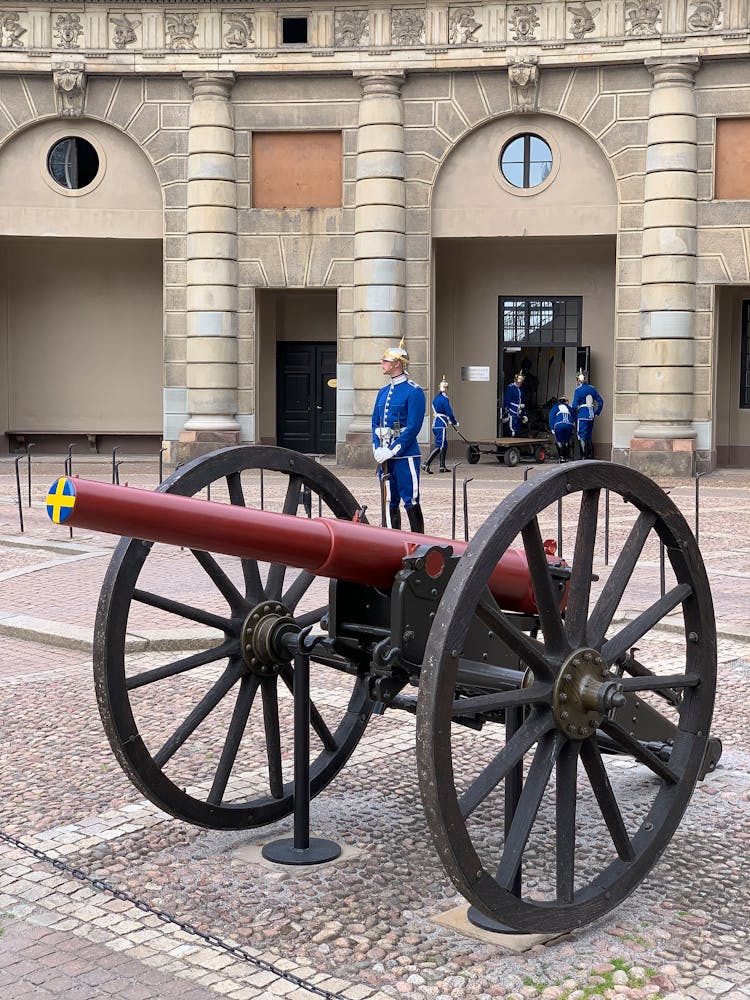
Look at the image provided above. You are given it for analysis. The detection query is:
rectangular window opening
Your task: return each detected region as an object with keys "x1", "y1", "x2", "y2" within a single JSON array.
[{"x1": 282, "y1": 17, "x2": 308, "y2": 43}]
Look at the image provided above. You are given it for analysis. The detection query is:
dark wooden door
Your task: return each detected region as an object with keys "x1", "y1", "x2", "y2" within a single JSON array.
[{"x1": 276, "y1": 342, "x2": 336, "y2": 454}]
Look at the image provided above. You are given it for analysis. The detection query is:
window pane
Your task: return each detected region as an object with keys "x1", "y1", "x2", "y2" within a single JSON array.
[
  {"x1": 528, "y1": 159, "x2": 552, "y2": 186},
  {"x1": 502, "y1": 160, "x2": 524, "y2": 187},
  {"x1": 503, "y1": 136, "x2": 525, "y2": 163}
]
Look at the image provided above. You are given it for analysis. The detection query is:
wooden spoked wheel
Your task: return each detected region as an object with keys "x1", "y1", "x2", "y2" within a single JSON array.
[
  {"x1": 416, "y1": 461, "x2": 716, "y2": 934},
  {"x1": 94, "y1": 446, "x2": 371, "y2": 830}
]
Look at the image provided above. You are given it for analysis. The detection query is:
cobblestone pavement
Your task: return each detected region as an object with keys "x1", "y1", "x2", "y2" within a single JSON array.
[{"x1": 1, "y1": 452, "x2": 750, "y2": 1000}]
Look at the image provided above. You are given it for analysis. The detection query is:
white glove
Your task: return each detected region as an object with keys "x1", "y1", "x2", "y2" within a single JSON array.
[
  {"x1": 374, "y1": 447, "x2": 395, "y2": 464},
  {"x1": 521, "y1": 415, "x2": 529, "y2": 424},
  {"x1": 454, "y1": 422, "x2": 460, "y2": 428}
]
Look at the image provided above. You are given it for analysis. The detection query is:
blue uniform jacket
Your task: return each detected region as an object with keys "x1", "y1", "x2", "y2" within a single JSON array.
[
  {"x1": 549, "y1": 402, "x2": 574, "y2": 434},
  {"x1": 431, "y1": 392, "x2": 457, "y2": 431},
  {"x1": 503, "y1": 382, "x2": 525, "y2": 417},
  {"x1": 372, "y1": 375, "x2": 426, "y2": 460},
  {"x1": 572, "y1": 382, "x2": 604, "y2": 416}
]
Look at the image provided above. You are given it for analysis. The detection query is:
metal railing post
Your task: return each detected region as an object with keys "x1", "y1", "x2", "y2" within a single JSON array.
[
  {"x1": 26, "y1": 443, "x2": 34, "y2": 507},
  {"x1": 462, "y1": 477, "x2": 473, "y2": 542},
  {"x1": 14, "y1": 456, "x2": 24, "y2": 532},
  {"x1": 604, "y1": 488, "x2": 610, "y2": 566},
  {"x1": 65, "y1": 443, "x2": 75, "y2": 478},
  {"x1": 112, "y1": 447, "x2": 120, "y2": 485},
  {"x1": 451, "y1": 463, "x2": 462, "y2": 540}
]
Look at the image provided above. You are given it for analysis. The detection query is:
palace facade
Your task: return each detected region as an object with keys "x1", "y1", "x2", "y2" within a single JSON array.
[{"x1": 1, "y1": 1, "x2": 750, "y2": 473}]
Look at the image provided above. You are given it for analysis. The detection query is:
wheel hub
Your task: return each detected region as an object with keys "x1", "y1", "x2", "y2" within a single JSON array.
[
  {"x1": 552, "y1": 648, "x2": 625, "y2": 740},
  {"x1": 240, "y1": 601, "x2": 300, "y2": 676}
]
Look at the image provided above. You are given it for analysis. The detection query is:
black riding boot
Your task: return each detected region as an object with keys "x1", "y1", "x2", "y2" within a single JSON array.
[
  {"x1": 438, "y1": 446, "x2": 448, "y2": 472},
  {"x1": 423, "y1": 448, "x2": 439, "y2": 474},
  {"x1": 406, "y1": 503, "x2": 425, "y2": 534},
  {"x1": 387, "y1": 506, "x2": 401, "y2": 530}
]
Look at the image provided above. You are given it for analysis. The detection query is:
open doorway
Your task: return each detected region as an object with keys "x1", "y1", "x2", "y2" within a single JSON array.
[{"x1": 498, "y1": 296, "x2": 584, "y2": 436}]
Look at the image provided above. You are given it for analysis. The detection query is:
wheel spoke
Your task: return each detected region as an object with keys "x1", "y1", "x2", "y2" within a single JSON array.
[
  {"x1": 126, "y1": 639, "x2": 237, "y2": 690},
  {"x1": 192, "y1": 549, "x2": 247, "y2": 613},
  {"x1": 282, "y1": 570, "x2": 317, "y2": 613},
  {"x1": 495, "y1": 730, "x2": 561, "y2": 891},
  {"x1": 207, "y1": 674, "x2": 260, "y2": 805},
  {"x1": 261, "y1": 679, "x2": 284, "y2": 798},
  {"x1": 598, "y1": 718, "x2": 679, "y2": 783},
  {"x1": 602, "y1": 584, "x2": 692, "y2": 665},
  {"x1": 580, "y1": 739, "x2": 635, "y2": 861},
  {"x1": 225, "y1": 471, "x2": 265, "y2": 604},
  {"x1": 565, "y1": 489, "x2": 600, "y2": 647},
  {"x1": 588, "y1": 510, "x2": 657, "y2": 648},
  {"x1": 153, "y1": 660, "x2": 244, "y2": 768},
  {"x1": 452, "y1": 682, "x2": 553, "y2": 717},
  {"x1": 296, "y1": 605, "x2": 328, "y2": 629},
  {"x1": 266, "y1": 475, "x2": 304, "y2": 600},
  {"x1": 556, "y1": 739, "x2": 581, "y2": 903},
  {"x1": 617, "y1": 672, "x2": 700, "y2": 694},
  {"x1": 460, "y1": 709, "x2": 555, "y2": 819},
  {"x1": 475, "y1": 591, "x2": 556, "y2": 682},
  {"x1": 133, "y1": 589, "x2": 232, "y2": 632},
  {"x1": 521, "y1": 518, "x2": 567, "y2": 658}
]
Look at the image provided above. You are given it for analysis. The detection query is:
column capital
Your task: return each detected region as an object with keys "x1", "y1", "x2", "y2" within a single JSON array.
[
  {"x1": 644, "y1": 57, "x2": 701, "y2": 87},
  {"x1": 184, "y1": 72, "x2": 236, "y2": 100},
  {"x1": 353, "y1": 71, "x2": 406, "y2": 98}
]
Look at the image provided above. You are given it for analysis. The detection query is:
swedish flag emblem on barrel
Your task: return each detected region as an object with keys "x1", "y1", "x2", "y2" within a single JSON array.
[{"x1": 46, "y1": 477, "x2": 76, "y2": 524}]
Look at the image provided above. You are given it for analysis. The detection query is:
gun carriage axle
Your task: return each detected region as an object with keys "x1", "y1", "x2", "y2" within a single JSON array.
[{"x1": 47, "y1": 445, "x2": 720, "y2": 935}]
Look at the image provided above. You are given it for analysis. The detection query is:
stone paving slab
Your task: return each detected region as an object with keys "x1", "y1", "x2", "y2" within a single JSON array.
[{"x1": 2, "y1": 458, "x2": 750, "y2": 999}]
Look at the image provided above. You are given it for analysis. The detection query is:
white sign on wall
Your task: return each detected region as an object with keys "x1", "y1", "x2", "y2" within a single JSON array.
[{"x1": 460, "y1": 366, "x2": 491, "y2": 382}]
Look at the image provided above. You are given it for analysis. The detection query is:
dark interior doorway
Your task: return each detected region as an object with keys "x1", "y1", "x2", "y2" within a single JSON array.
[{"x1": 276, "y1": 342, "x2": 336, "y2": 454}]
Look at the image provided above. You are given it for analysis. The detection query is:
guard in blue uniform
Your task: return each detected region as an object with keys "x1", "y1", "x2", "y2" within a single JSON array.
[
  {"x1": 372, "y1": 339, "x2": 426, "y2": 532},
  {"x1": 549, "y1": 396, "x2": 574, "y2": 462},
  {"x1": 423, "y1": 375, "x2": 458, "y2": 474},
  {"x1": 503, "y1": 373, "x2": 527, "y2": 437},
  {"x1": 572, "y1": 370, "x2": 604, "y2": 460}
]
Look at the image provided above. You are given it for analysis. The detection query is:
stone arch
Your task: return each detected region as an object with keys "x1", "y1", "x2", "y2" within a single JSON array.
[
  {"x1": 0, "y1": 116, "x2": 164, "y2": 446},
  {"x1": 429, "y1": 110, "x2": 620, "y2": 456},
  {"x1": 431, "y1": 111, "x2": 618, "y2": 238}
]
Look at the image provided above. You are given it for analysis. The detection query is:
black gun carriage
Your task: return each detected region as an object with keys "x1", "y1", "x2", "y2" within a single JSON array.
[{"x1": 47, "y1": 446, "x2": 722, "y2": 935}]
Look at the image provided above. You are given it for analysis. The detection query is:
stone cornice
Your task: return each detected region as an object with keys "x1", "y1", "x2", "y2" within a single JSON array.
[{"x1": 0, "y1": 3, "x2": 743, "y2": 72}]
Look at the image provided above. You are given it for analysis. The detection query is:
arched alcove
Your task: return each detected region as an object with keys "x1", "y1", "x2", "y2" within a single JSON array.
[
  {"x1": 431, "y1": 113, "x2": 619, "y2": 454},
  {"x1": 0, "y1": 118, "x2": 164, "y2": 448}
]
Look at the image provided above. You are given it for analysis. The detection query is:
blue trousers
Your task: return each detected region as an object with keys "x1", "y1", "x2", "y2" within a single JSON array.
[{"x1": 379, "y1": 456, "x2": 420, "y2": 510}]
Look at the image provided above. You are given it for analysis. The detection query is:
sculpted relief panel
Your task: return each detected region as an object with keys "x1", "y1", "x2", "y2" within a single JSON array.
[{"x1": 0, "y1": 3, "x2": 741, "y2": 56}]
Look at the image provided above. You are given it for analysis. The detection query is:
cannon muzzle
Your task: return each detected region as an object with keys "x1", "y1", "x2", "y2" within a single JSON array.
[{"x1": 46, "y1": 475, "x2": 561, "y2": 614}]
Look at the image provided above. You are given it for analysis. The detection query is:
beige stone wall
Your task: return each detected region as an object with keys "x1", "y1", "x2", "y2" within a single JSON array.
[{"x1": 0, "y1": 236, "x2": 162, "y2": 434}]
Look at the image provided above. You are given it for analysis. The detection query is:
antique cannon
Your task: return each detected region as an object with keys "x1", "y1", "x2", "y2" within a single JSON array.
[{"x1": 46, "y1": 446, "x2": 721, "y2": 935}]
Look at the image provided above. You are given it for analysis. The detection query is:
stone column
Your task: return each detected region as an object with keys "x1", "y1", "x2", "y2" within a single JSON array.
[
  {"x1": 345, "y1": 71, "x2": 406, "y2": 465},
  {"x1": 179, "y1": 72, "x2": 240, "y2": 461},
  {"x1": 630, "y1": 57, "x2": 700, "y2": 476}
]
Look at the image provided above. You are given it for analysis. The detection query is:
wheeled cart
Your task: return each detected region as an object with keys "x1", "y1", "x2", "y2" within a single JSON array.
[{"x1": 465, "y1": 435, "x2": 550, "y2": 467}]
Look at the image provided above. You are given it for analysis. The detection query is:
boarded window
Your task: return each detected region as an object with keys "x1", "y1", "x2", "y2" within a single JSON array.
[
  {"x1": 252, "y1": 132, "x2": 342, "y2": 208},
  {"x1": 715, "y1": 119, "x2": 750, "y2": 200}
]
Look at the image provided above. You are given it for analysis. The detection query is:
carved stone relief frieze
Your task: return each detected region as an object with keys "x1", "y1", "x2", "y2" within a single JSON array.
[
  {"x1": 508, "y1": 5, "x2": 540, "y2": 43},
  {"x1": 687, "y1": 1, "x2": 722, "y2": 32},
  {"x1": 111, "y1": 13, "x2": 140, "y2": 50},
  {"x1": 625, "y1": 0, "x2": 662, "y2": 36},
  {"x1": 54, "y1": 13, "x2": 84, "y2": 49},
  {"x1": 334, "y1": 10, "x2": 369, "y2": 47},
  {"x1": 166, "y1": 13, "x2": 198, "y2": 50},
  {"x1": 392, "y1": 9, "x2": 425, "y2": 46},
  {"x1": 449, "y1": 7, "x2": 482, "y2": 44},
  {"x1": 223, "y1": 13, "x2": 255, "y2": 48},
  {"x1": 569, "y1": 3, "x2": 599, "y2": 39},
  {"x1": 53, "y1": 62, "x2": 86, "y2": 117},
  {"x1": 508, "y1": 55, "x2": 539, "y2": 112},
  {"x1": 0, "y1": 11, "x2": 26, "y2": 49}
]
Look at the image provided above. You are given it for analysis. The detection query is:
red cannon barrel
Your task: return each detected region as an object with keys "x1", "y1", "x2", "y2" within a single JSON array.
[{"x1": 46, "y1": 476, "x2": 557, "y2": 615}]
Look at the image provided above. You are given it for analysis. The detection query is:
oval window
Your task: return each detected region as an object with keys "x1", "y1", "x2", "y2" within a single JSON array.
[
  {"x1": 47, "y1": 137, "x2": 100, "y2": 190},
  {"x1": 500, "y1": 134, "x2": 553, "y2": 189}
]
